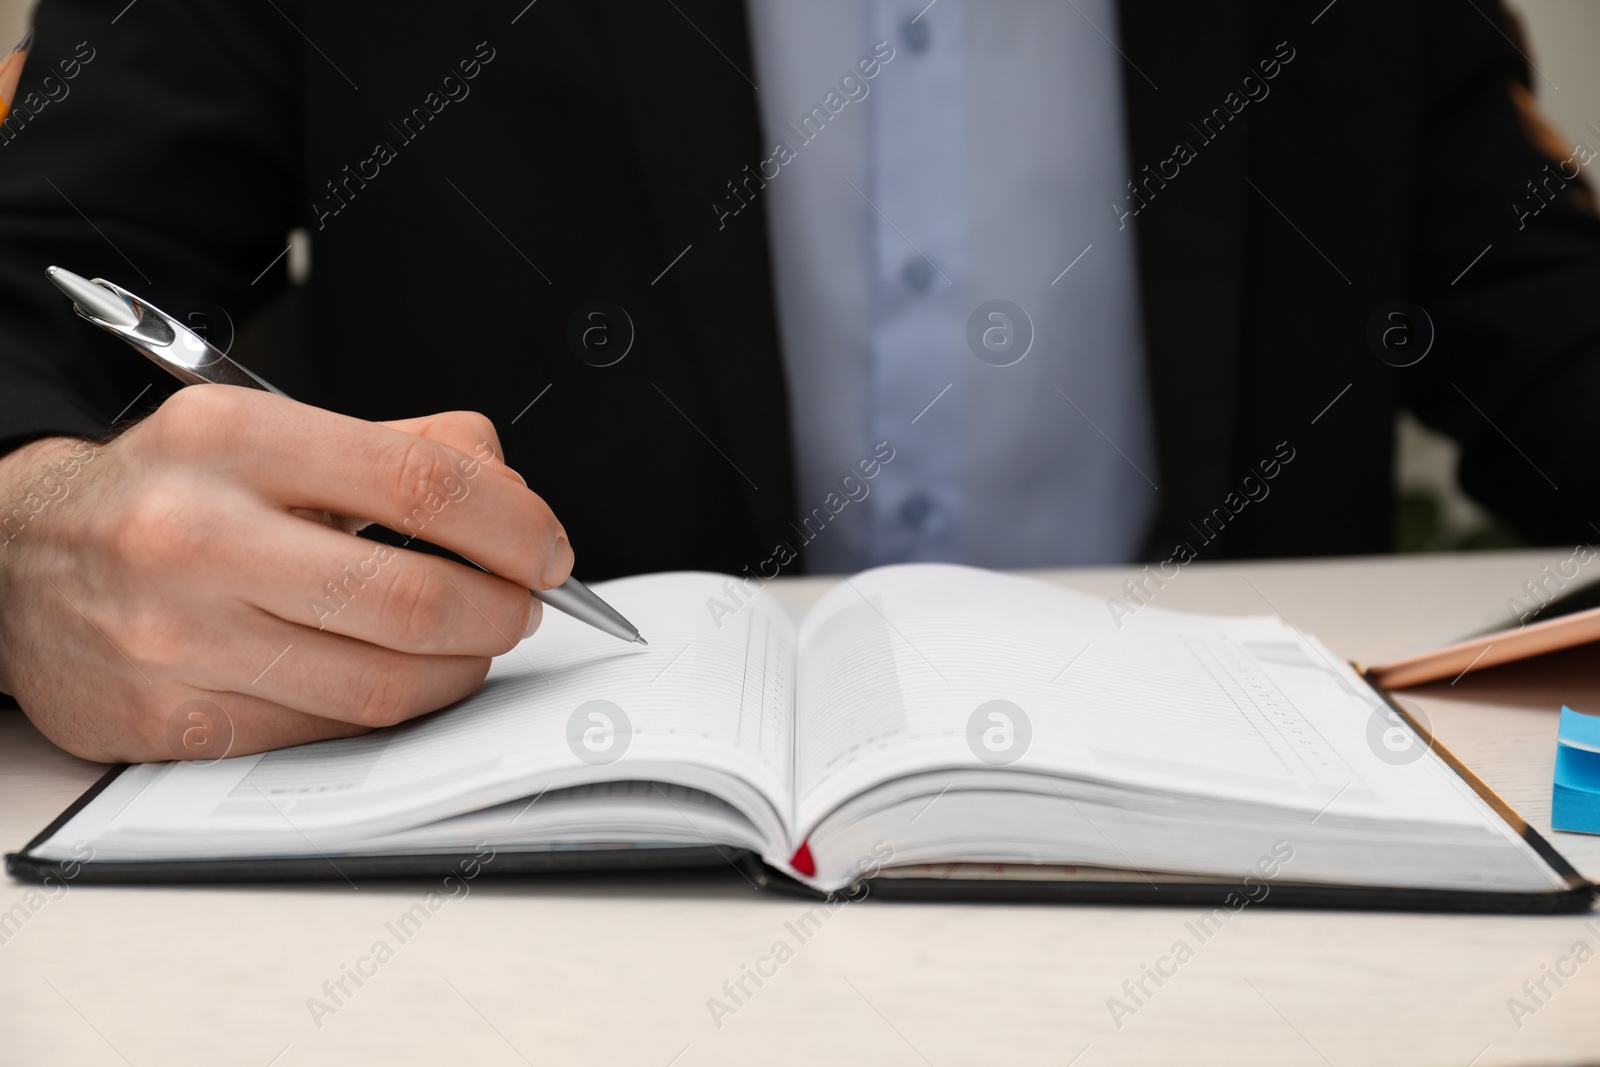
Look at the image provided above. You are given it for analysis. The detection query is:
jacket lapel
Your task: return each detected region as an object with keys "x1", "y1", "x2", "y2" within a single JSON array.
[
  {"x1": 1117, "y1": 0, "x2": 1250, "y2": 555},
  {"x1": 593, "y1": 0, "x2": 798, "y2": 554}
]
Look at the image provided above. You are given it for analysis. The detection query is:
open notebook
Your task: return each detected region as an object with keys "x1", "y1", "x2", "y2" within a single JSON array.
[{"x1": 9, "y1": 565, "x2": 1590, "y2": 911}]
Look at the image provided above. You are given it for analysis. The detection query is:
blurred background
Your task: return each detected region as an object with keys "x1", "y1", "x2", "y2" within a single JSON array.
[{"x1": 1, "y1": 0, "x2": 1596, "y2": 554}]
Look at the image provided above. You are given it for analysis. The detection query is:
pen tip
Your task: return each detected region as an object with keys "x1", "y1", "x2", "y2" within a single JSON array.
[{"x1": 633, "y1": 636, "x2": 649, "y2": 646}]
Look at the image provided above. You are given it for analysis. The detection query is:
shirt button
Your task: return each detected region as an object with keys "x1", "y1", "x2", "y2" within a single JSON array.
[
  {"x1": 901, "y1": 258, "x2": 935, "y2": 293},
  {"x1": 902, "y1": 17, "x2": 931, "y2": 53},
  {"x1": 900, "y1": 494, "x2": 938, "y2": 529}
]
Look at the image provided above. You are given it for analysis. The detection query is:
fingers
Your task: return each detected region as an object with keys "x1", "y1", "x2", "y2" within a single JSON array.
[
  {"x1": 236, "y1": 511, "x2": 538, "y2": 656},
  {"x1": 188, "y1": 605, "x2": 495, "y2": 730},
  {"x1": 142, "y1": 386, "x2": 574, "y2": 592},
  {"x1": 161, "y1": 689, "x2": 373, "y2": 760},
  {"x1": 378, "y1": 412, "x2": 526, "y2": 487}
]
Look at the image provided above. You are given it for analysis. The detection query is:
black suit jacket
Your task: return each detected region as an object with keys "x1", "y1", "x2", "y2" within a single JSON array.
[{"x1": 1, "y1": 0, "x2": 1597, "y2": 578}]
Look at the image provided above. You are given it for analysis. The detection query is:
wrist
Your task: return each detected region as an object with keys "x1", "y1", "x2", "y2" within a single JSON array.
[
  {"x1": 0, "y1": 436, "x2": 98, "y2": 697},
  {"x1": 0, "y1": 434, "x2": 100, "y2": 556},
  {"x1": 0, "y1": 432, "x2": 93, "y2": 494}
]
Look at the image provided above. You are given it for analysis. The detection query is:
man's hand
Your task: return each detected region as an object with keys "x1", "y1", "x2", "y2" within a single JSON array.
[{"x1": 0, "y1": 385, "x2": 573, "y2": 762}]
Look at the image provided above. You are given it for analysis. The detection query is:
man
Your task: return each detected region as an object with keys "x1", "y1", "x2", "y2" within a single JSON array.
[{"x1": 0, "y1": 0, "x2": 1595, "y2": 762}]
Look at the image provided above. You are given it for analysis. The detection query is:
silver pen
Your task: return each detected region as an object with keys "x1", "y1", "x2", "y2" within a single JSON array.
[{"x1": 46, "y1": 265, "x2": 646, "y2": 646}]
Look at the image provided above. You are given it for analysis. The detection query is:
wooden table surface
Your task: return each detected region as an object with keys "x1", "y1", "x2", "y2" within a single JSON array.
[{"x1": 4, "y1": 550, "x2": 1600, "y2": 1066}]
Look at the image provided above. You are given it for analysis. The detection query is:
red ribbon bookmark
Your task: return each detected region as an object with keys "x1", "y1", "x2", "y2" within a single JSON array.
[{"x1": 789, "y1": 841, "x2": 816, "y2": 877}]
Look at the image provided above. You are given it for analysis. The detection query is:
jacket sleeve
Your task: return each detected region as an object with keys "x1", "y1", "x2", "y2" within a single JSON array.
[
  {"x1": 1406, "y1": 0, "x2": 1600, "y2": 544},
  {"x1": 0, "y1": 0, "x2": 303, "y2": 453}
]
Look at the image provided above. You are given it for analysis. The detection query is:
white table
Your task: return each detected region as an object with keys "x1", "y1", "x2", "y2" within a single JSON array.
[{"x1": 4, "y1": 550, "x2": 1599, "y2": 1066}]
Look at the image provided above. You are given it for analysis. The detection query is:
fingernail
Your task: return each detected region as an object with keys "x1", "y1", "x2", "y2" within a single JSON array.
[
  {"x1": 522, "y1": 597, "x2": 542, "y2": 639},
  {"x1": 506, "y1": 465, "x2": 527, "y2": 487},
  {"x1": 542, "y1": 533, "x2": 572, "y2": 587}
]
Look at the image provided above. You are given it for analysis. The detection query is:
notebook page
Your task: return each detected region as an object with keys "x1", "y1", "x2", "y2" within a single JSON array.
[
  {"x1": 85, "y1": 572, "x2": 797, "y2": 850},
  {"x1": 358, "y1": 781, "x2": 768, "y2": 854},
  {"x1": 792, "y1": 564, "x2": 1515, "y2": 843}
]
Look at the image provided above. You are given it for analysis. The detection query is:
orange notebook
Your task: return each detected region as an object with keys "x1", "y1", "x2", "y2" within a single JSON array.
[{"x1": 1369, "y1": 572, "x2": 1600, "y2": 689}]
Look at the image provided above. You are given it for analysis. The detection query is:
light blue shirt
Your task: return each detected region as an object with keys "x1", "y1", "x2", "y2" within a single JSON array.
[{"x1": 746, "y1": 0, "x2": 1158, "y2": 572}]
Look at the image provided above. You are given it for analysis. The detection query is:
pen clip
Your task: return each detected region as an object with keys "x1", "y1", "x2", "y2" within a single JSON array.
[{"x1": 64, "y1": 272, "x2": 285, "y2": 395}]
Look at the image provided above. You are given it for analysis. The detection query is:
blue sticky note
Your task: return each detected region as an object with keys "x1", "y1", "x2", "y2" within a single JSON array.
[{"x1": 1552, "y1": 706, "x2": 1600, "y2": 835}]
